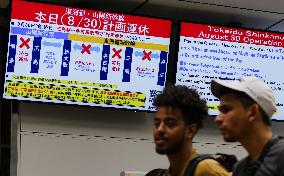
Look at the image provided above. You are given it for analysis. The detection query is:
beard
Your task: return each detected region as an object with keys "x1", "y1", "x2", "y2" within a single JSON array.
[
  {"x1": 223, "y1": 133, "x2": 238, "y2": 142},
  {"x1": 155, "y1": 133, "x2": 185, "y2": 155},
  {"x1": 224, "y1": 137, "x2": 237, "y2": 142}
]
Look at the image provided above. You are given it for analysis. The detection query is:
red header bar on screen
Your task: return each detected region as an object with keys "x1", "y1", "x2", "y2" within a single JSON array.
[
  {"x1": 11, "y1": 0, "x2": 172, "y2": 38},
  {"x1": 181, "y1": 22, "x2": 284, "y2": 47}
]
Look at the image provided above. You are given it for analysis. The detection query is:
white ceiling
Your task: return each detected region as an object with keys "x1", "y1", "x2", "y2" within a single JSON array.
[{"x1": 1, "y1": 0, "x2": 284, "y2": 32}]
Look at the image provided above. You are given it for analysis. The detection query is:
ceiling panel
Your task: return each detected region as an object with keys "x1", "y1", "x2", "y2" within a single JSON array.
[
  {"x1": 134, "y1": 0, "x2": 284, "y2": 31},
  {"x1": 176, "y1": 0, "x2": 284, "y2": 14},
  {"x1": 3, "y1": 0, "x2": 284, "y2": 32},
  {"x1": 36, "y1": 0, "x2": 145, "y2": 13},
  {"x1": 268, "y1": 20, "x2": 284, "y2": 32},
  {"x1": 72, "y1": 0, "x2": 146, "y2": 13}
]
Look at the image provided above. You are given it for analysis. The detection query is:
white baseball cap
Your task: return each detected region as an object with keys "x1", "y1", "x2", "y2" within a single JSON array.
[{"x1": 211, "y1": 76, "x2": 276, "y2": 118}]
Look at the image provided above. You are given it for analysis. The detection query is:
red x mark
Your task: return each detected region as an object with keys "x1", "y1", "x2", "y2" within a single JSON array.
[
  {"x1": 142, "y1": 50, "x2": 152, "y2": 61},
  {"x1": 81, "y1": 44, "x2": 91, "y2": 54},
  {"x1": 112, "y1": 48, "x2": 122, "y2": 59},
  {"x1": 19, "y1": 37, "x2": 30, "y2": 49}
]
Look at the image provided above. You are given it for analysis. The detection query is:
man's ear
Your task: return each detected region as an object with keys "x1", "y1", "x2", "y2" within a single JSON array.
[
  {"x1": 186, "y1": 123, "x2": 198, "y2": 139},
  {"x1": 247, "y1": 103, "x2": 259, "y2": 122}
]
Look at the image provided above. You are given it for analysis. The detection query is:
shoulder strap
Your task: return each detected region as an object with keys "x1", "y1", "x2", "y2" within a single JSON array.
[
  {"x1": 184, "y1": 154, "x2": 214, "y2": 176},
  {"x1": 145, "y1": 168, "x2": 166, "y2": 176}
]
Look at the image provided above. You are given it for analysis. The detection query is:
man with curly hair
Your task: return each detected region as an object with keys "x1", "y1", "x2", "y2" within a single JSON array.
[{"x1": 146, "y1": 85, "x2": 229, "y2": 176}]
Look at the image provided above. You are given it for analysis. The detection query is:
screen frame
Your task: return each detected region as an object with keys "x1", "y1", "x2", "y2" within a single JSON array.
[
  {"x1": 2, "y1": 0, "x2": 176, "y2": 113},
  {"x1": 174, "y1": 20, "x2": 284, "y2": 122}
]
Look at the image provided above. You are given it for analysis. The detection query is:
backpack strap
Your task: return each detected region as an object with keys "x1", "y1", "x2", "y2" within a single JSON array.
[
  {"x1": 145, "y1": 168, "x2": 166, "y2": 176},
  {"x1": 184, "y1": 154, "x2": 214, "y2": 176},
  {"x1": 215, "y1": 153, "x2": 238, "y2": 172}
]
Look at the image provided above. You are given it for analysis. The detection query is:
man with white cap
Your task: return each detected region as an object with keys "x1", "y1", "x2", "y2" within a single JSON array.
[{"x1": 211, "y1": 76, "x2": 284, "y2": 176}]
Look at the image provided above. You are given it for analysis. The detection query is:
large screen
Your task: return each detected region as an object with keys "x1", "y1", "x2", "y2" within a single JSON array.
[
  {"x1": 176, "y1": 22, "x2": 284, "y2": 120},
  {"x1": 3, "y1": 0, "x2": 172, "y2": 111}
]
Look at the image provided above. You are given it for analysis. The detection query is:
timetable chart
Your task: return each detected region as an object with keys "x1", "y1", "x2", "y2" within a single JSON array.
[
  {"x1": 4, "y1": 0, "x2": 172, "y2": 111},
  {"x1": 176, "y1": 22, "x2": 284, "y2": 120}
]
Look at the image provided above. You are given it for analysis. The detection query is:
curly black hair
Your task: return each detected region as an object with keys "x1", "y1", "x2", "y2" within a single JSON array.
[{"x1": 153, "y1": 85, "x2": 208, "y2": 128}]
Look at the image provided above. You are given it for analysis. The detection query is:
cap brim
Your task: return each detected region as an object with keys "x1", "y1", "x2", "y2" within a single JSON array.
[{"x1": 211, "y1": 79, "x2": 244, "y2": 98}]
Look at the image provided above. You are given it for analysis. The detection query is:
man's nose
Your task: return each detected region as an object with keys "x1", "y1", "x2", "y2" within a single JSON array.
[
  {"x1": 214, "y1": 114, "x2": 222, "y2": 124},
  {"x1": 157, "y1": 122, "x2": 166, "y2": 132}
]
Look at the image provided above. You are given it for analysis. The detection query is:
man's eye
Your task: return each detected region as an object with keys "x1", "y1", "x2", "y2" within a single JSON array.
[
  {"x1": 154, "y1": 121, "x2": 160, "y2": 127},
  {"x1": 165, "y1": 120, "x2": 177, "y2": 128},
  {"x1": 219, "y1": 106, "x2": 230, "y2": 113}
]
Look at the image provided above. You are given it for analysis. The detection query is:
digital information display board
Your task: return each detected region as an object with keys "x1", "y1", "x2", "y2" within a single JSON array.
[
  {"x1": 176, "y1": 22, "x2": 284, "y2": 120},
  {"x1": 3, "y1": 0, "x2": 172, "y2": 111}
]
